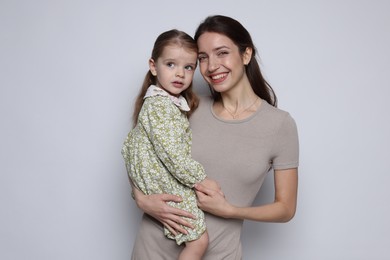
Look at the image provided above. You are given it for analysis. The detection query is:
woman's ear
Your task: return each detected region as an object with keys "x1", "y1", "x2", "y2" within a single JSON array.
[
  {"x1": 149, "y1": 58, "x2": 157, "y2": 76},
  {"x1": 243, "y1": 47, "x2": 253, "y2": 65}
]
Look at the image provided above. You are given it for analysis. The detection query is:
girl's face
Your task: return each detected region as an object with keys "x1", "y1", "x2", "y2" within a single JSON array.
[
  {"x1": 197, "y1": 32, "x2": 252, "y2": 94},
  {"x1": 149, "y1": 45, "x2": 197, "y2": 96}
]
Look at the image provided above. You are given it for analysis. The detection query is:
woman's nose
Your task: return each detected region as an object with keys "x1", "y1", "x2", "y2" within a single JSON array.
[{"x1": 207, "y1": 57, "x2": 219, "y2": 72}]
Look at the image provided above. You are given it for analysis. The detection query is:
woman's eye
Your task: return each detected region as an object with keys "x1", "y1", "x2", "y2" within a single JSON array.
[
  {"x1": 217, "y1": 51, "x2": 228, "y2": 56},
  {"x1": 198, "y1": 55, "x2": 207, "y2": 62}
]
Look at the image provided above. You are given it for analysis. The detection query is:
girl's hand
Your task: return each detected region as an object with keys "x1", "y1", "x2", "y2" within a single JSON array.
[
  {"x1": 133, "y1": 188, "x2": 196, "y2": 236},
  {"x1": 194, "y1": 182, "x2": 233, "y2": 218}
]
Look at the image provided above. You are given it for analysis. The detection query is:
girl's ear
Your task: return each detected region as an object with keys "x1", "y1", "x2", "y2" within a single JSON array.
[
  {"x1": 243, "y1": 47, "x2": 253, "y2": 65},
  {"x1": 149, "y1": 58, "x2": 157, "y2": 76}
]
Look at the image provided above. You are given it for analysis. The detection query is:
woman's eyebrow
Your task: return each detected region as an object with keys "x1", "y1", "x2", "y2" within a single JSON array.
[
  {"x1": 213, "y1": 46, "x2": 230, "y2": 51},
  {"x1": 198, "y1": 46, "x2": 230, "y2": 55}
]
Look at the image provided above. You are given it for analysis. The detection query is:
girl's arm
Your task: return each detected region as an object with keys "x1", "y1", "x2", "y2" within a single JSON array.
[
  {"x1": 195, "y1": 168, "x2": 298, "y2": 223},
  {"x1": 142, "y1": 97, "x2": 207, "y2": 187}
]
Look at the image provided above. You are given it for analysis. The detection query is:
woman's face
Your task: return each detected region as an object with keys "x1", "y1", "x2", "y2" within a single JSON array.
[{"x1": 197, "y1": 32, "x2": 251, "y2": 94}]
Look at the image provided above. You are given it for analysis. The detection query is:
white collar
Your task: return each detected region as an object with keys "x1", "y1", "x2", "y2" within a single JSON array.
[{"x1": 144, "y1": 85, "x2": 190, "y2": 112}]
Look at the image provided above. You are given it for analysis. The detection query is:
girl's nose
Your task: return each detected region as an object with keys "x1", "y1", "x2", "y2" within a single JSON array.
[{"x1": 176, "y1": 68, "x2": 184, "y2": 78}]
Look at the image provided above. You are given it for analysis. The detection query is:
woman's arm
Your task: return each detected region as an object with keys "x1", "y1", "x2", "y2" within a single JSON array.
[
  {"x1": 195, "y1": 168, "x2": 298, "y2": 223},
  {"x1": 131, "y1": 184, "x2": 196, "y2": 235},
  {"x1": 131, "y1": 176, "x2": 223, "y2": 234}
]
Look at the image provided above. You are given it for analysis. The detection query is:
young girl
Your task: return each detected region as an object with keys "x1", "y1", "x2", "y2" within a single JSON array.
[{"x1": 121, "y1": 29, "x2": 216, "y2": 260}]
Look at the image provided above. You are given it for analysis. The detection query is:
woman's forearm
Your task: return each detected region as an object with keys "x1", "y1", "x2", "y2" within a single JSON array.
[
  {"x1": 195, "y1": 168, "x2": 298, "y2": 223},
  {"x1": 229, "y1": 169, "x2": 297, "y2": 222},
  {"x1": 228, "y1": 201, "x2": 296, "y2": 223}
]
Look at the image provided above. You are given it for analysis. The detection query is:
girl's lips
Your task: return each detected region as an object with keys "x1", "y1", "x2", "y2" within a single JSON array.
[{"x1": 172, "y1": 81, "x2": 184, "y2": 88}]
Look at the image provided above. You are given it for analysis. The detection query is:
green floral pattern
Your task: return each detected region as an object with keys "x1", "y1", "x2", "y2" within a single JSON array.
[{"x1": 122, "y1": 95, "x2": 206, "y2": 245}]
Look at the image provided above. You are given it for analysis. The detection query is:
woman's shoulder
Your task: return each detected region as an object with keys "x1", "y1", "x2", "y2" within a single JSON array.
[
  {"x1": 260, "y1": 100, "x2": 297, "y2": 127},
  {"x1": 195, "y1": 95, "x2": 213, "y2": 111},
  {"x1": 190, "y1": 95, "x2": 213, "y2": 122},
  {"x1": 198, "y1": 95, "x2": 213, "y2": 104},
  {"x1": 262, "y1": 100, "x2": 293, "y2": 117}
]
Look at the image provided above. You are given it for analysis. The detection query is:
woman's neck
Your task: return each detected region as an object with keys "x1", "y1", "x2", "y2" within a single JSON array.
[
  {"x1": 215, "y1": 88, "x2": 261, "y2": 120},
  {"x1": 220, "y1": 84, "x2": 257, "y2": 108}
]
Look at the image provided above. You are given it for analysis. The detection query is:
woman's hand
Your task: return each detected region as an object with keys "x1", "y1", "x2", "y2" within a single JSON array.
[
  {"x1": 132, "y1": 187, "x2": 196, "y2": 236},
  {"x1": 198, "y1": 177, "x2": 223, "y2": 195},
  {"x1": 194, "y1": 182, "x2": 233, "y2": 218}
]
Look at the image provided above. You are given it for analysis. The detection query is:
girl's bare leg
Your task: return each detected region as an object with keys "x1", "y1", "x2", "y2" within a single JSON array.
[{"x1": 178, "y1": 231, "x2": 208, "y2": 260}]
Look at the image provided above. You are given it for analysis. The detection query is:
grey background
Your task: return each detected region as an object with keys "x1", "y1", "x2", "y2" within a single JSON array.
[{"x1": 1, "y1": 0, "x2": 389, "y2": 259}]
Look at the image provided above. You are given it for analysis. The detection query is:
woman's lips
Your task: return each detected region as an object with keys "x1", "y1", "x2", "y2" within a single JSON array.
[{"x1": 210, "y1": 73, "x2": 228, "y2": 83}]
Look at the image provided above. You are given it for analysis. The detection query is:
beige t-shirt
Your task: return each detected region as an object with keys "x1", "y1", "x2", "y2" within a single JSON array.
[{"x1": 131, "y1": 96, "x2": 299, "y2": 260}]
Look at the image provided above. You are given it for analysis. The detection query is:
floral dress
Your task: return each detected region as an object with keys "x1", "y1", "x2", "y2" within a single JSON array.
[{"x1": 122, "y1": 85, "x2": 207, "y2": 245}]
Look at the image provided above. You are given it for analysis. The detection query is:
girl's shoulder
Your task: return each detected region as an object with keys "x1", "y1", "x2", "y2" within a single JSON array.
[{"x1": 143, "y1": 95, "x2": 175, "y2": 112}]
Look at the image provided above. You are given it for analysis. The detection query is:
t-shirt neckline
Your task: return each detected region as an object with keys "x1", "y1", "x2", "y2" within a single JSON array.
[{"x1": 209, "y1": 98, "x2": 265, "y2": 124}]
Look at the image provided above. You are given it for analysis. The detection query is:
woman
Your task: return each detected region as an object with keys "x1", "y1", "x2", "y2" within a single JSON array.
[{"x1": 130, "y1": 15, "x2": 299, "y2": 259}]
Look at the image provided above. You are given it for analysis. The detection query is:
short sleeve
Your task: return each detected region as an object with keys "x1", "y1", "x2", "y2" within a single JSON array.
[{"x1": 272, "y1": 113, "x2": 299, "y2": 170}]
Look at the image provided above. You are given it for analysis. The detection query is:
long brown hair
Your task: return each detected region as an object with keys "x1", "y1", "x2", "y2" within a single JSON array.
[
  {"x1": 194, "y1": 15, "x2": 277, "y2": 107},
  {"x1": 132, "y1": 29, "x2": 199, "y2": 126}
]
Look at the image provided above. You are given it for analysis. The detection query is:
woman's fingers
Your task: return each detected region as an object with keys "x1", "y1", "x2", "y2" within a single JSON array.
[
  {"x1": 169, "y1": 206, "x2": 196, "y2": 220},
  {"x1": 160, "y1": 193, "x2": 183, "y2": 203},
  {"x1": 134, "y1": 191, "x2": 197, "y2": 235},
  {"x1": 163, "y1": 222, "x2": 178, "y2": 236},
  {"x1": 160, "y1": 208, "x2": 195, "y2": 229},
  {"x1": 161, "y1": 211, "x2": 195, "y2": 235},
  {"x1": 195, "y1": 182, "x2": 224, "y2": 197},
  {"x1": 164, "y1": 219, "x2": 188, "y2": 235},
  {"x1": 194, "y1": 183, "x2": 210, "y2": 194},
  {"x1": 158, "y1": 194, "x2": 196, "y2": 220},
  {"x1": 150, "y1": 194, "x2": 196, "y2": 234}
]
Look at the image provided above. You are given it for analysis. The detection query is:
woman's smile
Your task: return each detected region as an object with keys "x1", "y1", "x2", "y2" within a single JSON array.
[{"x1": 210, "y1": 73, "x2": 228, "y2": 84}]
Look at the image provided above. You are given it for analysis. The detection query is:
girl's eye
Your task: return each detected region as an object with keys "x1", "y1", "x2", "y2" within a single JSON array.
[
  {"x1": 167, "y1": 62, "x2": 175, "y2": 68},
  {"x1": 185, "y1": 65, "x2": 194, "y2": 71}
]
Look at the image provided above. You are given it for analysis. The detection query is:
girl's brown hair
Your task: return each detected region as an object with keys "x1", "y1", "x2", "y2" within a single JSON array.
[{"x1": 132, "y1": 29, "x2": 199, "y2": 127}]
